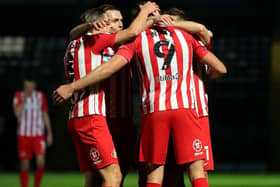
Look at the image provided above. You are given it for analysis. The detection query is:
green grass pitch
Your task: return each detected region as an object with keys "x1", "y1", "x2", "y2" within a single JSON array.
[{"x1": 1, "y1": 172, "x2": 280, "y2": 187}]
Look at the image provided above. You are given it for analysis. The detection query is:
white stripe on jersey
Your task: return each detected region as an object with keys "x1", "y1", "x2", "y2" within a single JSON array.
[
  {"x1": 32, "y1": 92, "x2": 37, "y2": 136},
  {"x1": 26, "y1": 98, "x2": 31, "y2": 136},
  {"x1": 141, "y1": 31, "x2": 155, "y2": 113},
  {"x1": 198, "y1": 79, "x2": 207, "y2": 116},
  {"x1": 92, "y1": 52, "x2": 102, "y2": 115},
  {"x1": 19, "y1": 92, "x2": 25, "y2": 135},
  {"x1": 174, "y1": 30, "x2": 189, "y2": 108},
  {"x1": 77, "y1": 38, "x2": 86, "y2": 117}
]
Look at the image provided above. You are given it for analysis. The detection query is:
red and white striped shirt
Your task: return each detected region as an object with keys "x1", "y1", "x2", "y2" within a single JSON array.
[
  {"x1": 13, "y1": 90, "x2": 48, "y2": 137},
  {"x1": 193, "y1": 40, "x2": 211, "y2": 117},
  {"x1": 116, "y1": 27, "x2": 209, "y2": 114},
  {"x1": 64, "y1": 33, "x2": 117, "y2": 119},
  {"x1": 193, "y1": 62, "x2": 208, "y2": 117}
]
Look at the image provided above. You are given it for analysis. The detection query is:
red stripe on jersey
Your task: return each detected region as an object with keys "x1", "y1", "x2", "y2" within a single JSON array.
[
  {"x1": 73, "y1": 39, "x2": 81, "y2": 81},
  {"x1": 147, "y1": 29, "x2": 160, "y2": 112},
  {"x1": 24, "y1": 105, "x2": 28, "y2": 136},
  {"x1": 83, "y1": 38, "x2": 92, "y2": 116},
  {"x1": 41, "y1": 93, "x2": 48, "y2": 111},
  {"x1": 98, "y1": 84, "x2": 104, "y2": 115},
  {"x1": 187, "y1": 41, "x2": 194, "y2": 108},
  {"x1": 99, "y1": 55, "x2": 105, "y2": 115},
  {"x1": 137, "y1": 31, "x2": 151, "y2": 113}
]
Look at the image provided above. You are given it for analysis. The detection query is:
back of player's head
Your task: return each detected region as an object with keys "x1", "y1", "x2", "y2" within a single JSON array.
[
  {"x1": 23, "y1": 70, "x2": 38, "y2": 89},
  {"x1": 98, "y1": 4, "x2": 119, "y2": 12},
  {"x1": 131, "y1": 1, "x2": 160, "y2": 18},
  {"x1": 23, "y1": 67, "x2": 36, "y2": 81},
  {"x1": 80, "y1": 7, "x2": 105, "y2": 23},
  {"x1": 24, "y1": 73, "x2": 36, "y2": 82},
  {"x1": 163, "y1": 7, "x2": 188, "y2": 21}
]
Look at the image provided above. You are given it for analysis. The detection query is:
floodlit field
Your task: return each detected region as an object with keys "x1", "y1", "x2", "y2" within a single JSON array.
[{"x1": 0, "y1": 172, "x2": 280, "y2": 187}]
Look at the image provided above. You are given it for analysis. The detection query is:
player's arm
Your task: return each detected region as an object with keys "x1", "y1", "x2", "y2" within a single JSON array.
[
  {"x1": 173, "y1": 21, "x2": 211, "y2": 46},
  {"x1": 53, "y1": 55, "x2": 129, "y2": 104},
  {"x1": 199, "y1": 52, "x2": 227, "y2": 78},
  {"x1": 13, "y1": 98, "x2": 26, "y2": 119},
  {"x1": 205, "y1": 66, "x2": 225, "y2": 79},
  {"x1": 13, "y1": 91, "x2": 29, "y2": 119},
  {"x1": 42, "y1": 111, "x2": 53, "y2": 147},
  {"x1": 72, "y1": 55, "x2": 128, "y2": 90},
  {"x1": 113, "y1": 1, "x2": 159, "y2": 46},
  {"x1": 69, "y1": 19, "x2": 109, "y2": 41}
]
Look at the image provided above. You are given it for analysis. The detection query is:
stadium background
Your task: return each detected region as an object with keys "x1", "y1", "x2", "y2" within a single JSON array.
[{"x1": 0, "y1": 0, "x2": 279, "y2": 181}]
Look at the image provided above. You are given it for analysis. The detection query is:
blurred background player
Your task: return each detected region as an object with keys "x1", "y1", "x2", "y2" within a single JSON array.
[
  {"x1": 13, "y1": 74, "x2": 53, "y2": 187},
  {"x1": 62, "y1": 2, "x2": 160, "y2": 187}
]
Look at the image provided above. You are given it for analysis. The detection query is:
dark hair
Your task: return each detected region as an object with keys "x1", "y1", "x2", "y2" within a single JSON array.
[
  {"x1": 23, "y1": 72, "x2": 37, "y2": 82},
  {"x1": 98, "y1": 4, "x2": 119, "y2": 12},
  {"x1": 80, "y1": 7, "x2": 105, "y2": 23},
  {"x1": 163, "y1": 7, "x2": 188, "y2": 20},
  {"x1": 130, "y1": 1, "x2": 159, "y2": 19}
]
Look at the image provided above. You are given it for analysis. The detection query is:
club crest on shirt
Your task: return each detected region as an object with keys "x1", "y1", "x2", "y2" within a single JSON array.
[
  {"x1": 192, "y1": 139, "x2": 203, "y2": 156},
  {"x1": 89, "y1": 147, "x2": 102, "y2": 165},
  {"x1": 102, "y1": 47, "x2": 115, "y2": 63}
]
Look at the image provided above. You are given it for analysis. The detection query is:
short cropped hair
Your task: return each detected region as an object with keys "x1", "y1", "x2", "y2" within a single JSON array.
[
  {"x1": 80, "y1": 7, "x2": 105, "y2": 23},
  {"x1": 163, "y1": 7, "x2": 188, "y2": 21},
  {"x1": 98, "y1": 4, "x2": 119, "y2": 12}
]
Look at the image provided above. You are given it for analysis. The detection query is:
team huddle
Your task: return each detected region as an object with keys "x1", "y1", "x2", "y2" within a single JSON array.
[{"x1": 14, "y1": 1, "x2": 227, "y2": 187}]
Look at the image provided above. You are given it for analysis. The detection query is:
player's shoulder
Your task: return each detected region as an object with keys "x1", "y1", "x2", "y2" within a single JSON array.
[
  {"x1": 35, "y1": 90, "x2": 46, "y2": 96},
  {"x1": 173, "y1": 27, "x2": 193, "y2": 36},
  {"x1": 14, "y1": 90, "x2": 22, "y2": 94},
  {"x1": 90, "y1": 32, "x2": 115, "y2": 39},
  {"x1": 14, "y1": 90, "x2": 22, "y2": 97}
]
